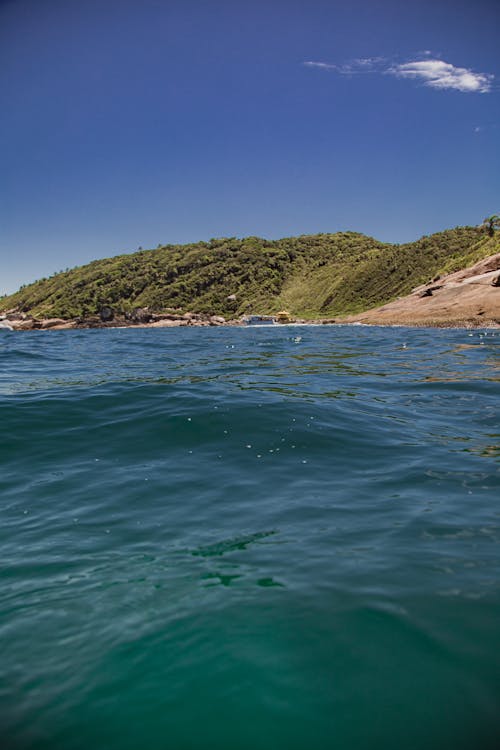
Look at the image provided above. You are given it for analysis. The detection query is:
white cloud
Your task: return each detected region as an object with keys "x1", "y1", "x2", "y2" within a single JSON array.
[
  {"x1": 304, "y1": 56, "x2": 494, "y2": 94},
  {"x1": 304, "y1": 58, "x2": 386, "y2": 75},
  {"x1": 390, "y1": 60, "x2": 493, "y2": 93},
  {"x1": 304, "y1": 61, "x2": 338, "y2": 71}
]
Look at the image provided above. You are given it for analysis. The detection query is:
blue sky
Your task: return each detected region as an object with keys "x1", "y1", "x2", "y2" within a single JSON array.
[{"x1": 1, "y1": 0, "x2": 499, "y2": 295}]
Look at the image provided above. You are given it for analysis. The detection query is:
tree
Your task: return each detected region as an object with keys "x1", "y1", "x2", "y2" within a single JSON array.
[{"x1": 481, "y1": 214, "x2": 500, "y2": 237}]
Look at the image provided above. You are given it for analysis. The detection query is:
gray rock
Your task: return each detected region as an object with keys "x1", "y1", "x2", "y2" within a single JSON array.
[{"x1": 99, "y1": 307, "x2": 114, "y2": 322}]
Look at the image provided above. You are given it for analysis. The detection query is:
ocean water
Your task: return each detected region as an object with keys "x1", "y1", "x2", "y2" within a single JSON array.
[{"x1": 1, "y1": 325, "x2": 499, "y2": 750}]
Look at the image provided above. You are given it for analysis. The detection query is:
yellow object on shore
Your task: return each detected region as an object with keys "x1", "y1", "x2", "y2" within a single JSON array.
[{"x1": 276, "y1": 310, "x2": 292, "y2": 323}]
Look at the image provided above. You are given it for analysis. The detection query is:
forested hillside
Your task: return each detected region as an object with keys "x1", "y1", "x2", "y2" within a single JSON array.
[{"x1": 1, "y1": 226, "x2": 488, "y2": 320}]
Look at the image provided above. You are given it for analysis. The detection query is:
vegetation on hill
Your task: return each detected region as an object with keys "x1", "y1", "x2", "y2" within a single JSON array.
[{"x1": 1, "y1": 225, "x2": 494, "y2": 320}]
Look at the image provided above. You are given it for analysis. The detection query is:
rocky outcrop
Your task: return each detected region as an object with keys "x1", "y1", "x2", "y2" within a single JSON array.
[
  {"x1": 2, "y1": 311, "x2": 237, "y2": 331},
  {"x1": 343, "y1": 253, "x2": 500, "y2": 327},
  {"x1": 39, "y1": 318, "x2": 72, "y2": 329},
  {"x1": 125, "y1": 307, "x2": 153, "y2": 323}
]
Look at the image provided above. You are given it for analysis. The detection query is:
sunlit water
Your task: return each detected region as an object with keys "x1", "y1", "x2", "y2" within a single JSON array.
[{"x1": 1, "y1": 325, "x2": 499, "y2": 750}]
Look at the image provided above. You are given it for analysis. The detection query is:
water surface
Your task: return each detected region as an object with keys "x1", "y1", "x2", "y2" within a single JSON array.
[{"x1": 1, "y1": 325, "x2": 499, "y2": 749}]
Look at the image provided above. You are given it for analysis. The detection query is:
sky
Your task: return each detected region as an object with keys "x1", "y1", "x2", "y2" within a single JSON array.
[{"x1": 1, "y1": 0, "x2": 499, "y2": 295}]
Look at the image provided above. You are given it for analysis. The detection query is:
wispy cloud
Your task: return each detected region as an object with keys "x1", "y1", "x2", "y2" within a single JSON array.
[
  {"x1": 304, "y1": 61, "x2": 338, "y2": 71},
  {"x1": 391, "y1": 60, "x2": 493, "y2": 93},
  {"x1": 304, "y1": 56, "x2": 494, "y2": 93},
  {"x1": 304, "y1": 58, "x2": 386, "y2": 75}
]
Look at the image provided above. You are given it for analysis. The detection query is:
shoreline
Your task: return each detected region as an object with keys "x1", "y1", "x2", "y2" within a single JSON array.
[{"x1": 1, "y1": 314, "x2": 498, "y2": 332}]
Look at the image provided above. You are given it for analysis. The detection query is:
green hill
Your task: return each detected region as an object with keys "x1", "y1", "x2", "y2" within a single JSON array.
[{"x1": 1, "y1": 225, "x2": 494, "y2": 320}]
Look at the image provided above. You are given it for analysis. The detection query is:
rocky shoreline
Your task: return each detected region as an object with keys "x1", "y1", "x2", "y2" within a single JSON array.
[
  {"x1": 2, "y1": 252, "x2": 499, "y2": 332},
  {"x1": 0, "y1": 310, "x2": 246, "y2": 331},
  {"x1": 340, "y1": 251, "x2": 500, "y2": 328},
  {"x1": 2, "y1": 312, "x2": 498, "y2": 331}
]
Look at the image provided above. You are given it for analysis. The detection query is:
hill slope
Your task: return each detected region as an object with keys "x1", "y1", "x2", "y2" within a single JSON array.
[{"x1": 0, "y1": 226, "x2": 492, "y2": 320}]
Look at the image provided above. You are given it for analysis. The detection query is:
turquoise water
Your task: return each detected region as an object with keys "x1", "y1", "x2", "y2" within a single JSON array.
[{"x1": 1, "y1": 325, "x2": 499, "y2": 750}]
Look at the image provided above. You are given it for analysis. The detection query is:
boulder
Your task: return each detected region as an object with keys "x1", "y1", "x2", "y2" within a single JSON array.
[
  {"x1": 182, "y1": 312, "x2": 203, "y2": 321},
  {"x1": 418, "y1": 285, "x2": 442, "y2": 298},
  {"x1": 40, "y1": 318, "x2": 69, "y2": 329},
  {"x1": 10, "y1": 318, "x2": 37, "y2": 330},
  {"x1": 99, "y1": 307, "x2": 114, "y2": 322},
  {"x1": 128, "y1": 307, "x2": 152, "y2": 323},
  {"x1": 4, "y1": 311, "x2": 27, "y2": 321},
  {"x1": 149, "y1": 319, "x2": 187, "y2": 327}
]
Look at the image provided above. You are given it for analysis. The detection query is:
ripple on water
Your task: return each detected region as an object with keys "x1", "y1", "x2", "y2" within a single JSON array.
[{"x1": 1, "y1": 326, "x2": 499, "y2": 750}]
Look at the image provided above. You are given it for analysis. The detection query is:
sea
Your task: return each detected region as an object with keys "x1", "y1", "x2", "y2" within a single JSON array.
[{"x1": 1, "y1": 325, "x2": 499, "y2": 750}]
